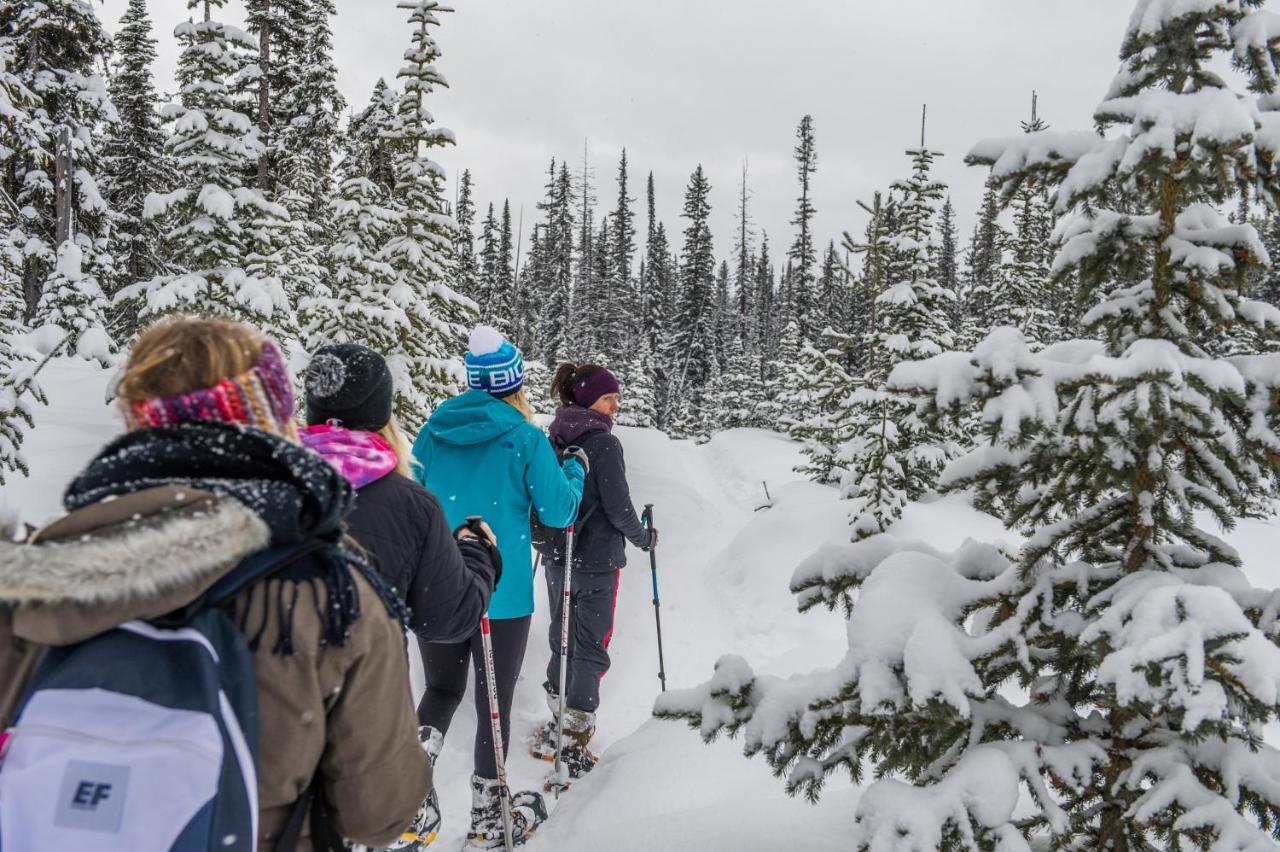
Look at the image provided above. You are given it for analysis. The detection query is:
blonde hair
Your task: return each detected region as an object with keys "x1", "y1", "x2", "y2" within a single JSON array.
[
  {"x1": 116, "y1": 317, "x2": 298, "y2": 440},
  {"x1": 500, "y1": 387, "x2": 535, "y2": 423},
  {"x1": 377, "y1": 416, "x2": 414, "y2": 478},
  {"x1": 117, "y1": 317, "x2": 263, "y2": 404}
]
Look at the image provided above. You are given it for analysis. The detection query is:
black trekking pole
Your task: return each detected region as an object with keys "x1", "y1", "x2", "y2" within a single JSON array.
[
  {"x1": 642, "y1": 504, "x2": 667, "y2": 693},
  {"x1": 550, "y1": 520, "x2": 578, "y2": 797}
]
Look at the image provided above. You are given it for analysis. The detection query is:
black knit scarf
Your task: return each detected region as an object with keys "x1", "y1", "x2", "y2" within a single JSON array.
[{"x1": 64, "y1": 423, "x2": 410, "y2": 650}]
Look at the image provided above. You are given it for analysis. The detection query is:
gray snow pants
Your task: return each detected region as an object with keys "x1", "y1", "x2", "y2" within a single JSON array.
[{"x1": 544, "y1": 562, "x2": 621, "y2": 714}]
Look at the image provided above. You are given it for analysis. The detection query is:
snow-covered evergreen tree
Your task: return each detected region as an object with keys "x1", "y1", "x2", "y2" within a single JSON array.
[
  {"x1": 451, "y1": 169, "x2": 479, "y2": 303},
  {"x1": 101, "y1": 0, "x2": 173, "y2": 330},
  {"x1": 788, "y1": 115, "x2": 818, "y2": 341},
  {"x1": 492, "y1": 199, "x2": 516, "y2": 334},
  {"x1": 667, "y1": 164, "x2": 716, "y2": 436},
  {"x1": 0, "y1": 37, "x2": 42, "y2": 483},
  {"x1": 934, "y1": 197, "x2": 960, "y2": 331},
  {"x1": 985, "y1": 96, "x2": 1059, "y2": 348},
  {"x1": 616, "y1": 335, "x2": 659, "y2": 429},
  {"x1": 661, "y1": 6, "x2": 1280, "y2": 848},
  {"x1": 535, "y1": 160, "x2": 575, "y2": 364},
  {"x1": 733, "y1": 161, "x2": 756, "y2": 353},
  {"x1": 843, "y1": 191, "x2": 892, "y2": 377},
  {"x1": 786, "y1": 329, "x2": 858, "y2": 485},
  {"x1": 124, "y1": 0, "x2": 290, "y2": 334},
  {"x1": 378, "y1": 0, "x2": 473, "y2": 428},
  {"x1": 961, "y1": 183, "x2": 1007, "y2": 347},
  {"x1": 838, "y1": 140, "x2": 958, "y2": 539},
  {"x1": 348, "y1": 79, "x2": 403, "y2": 197},
  {"x1": 0, "y1": 0, "x2": 116, "y2": 357},
  {"x1": 298, "y1": 166, "x2": 400, "y2": 349},
  {"x1": 607, "y1": 149, "x2": 637, "y2": 361}
]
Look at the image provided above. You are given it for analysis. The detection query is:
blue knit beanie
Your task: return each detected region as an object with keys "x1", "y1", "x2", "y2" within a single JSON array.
[{"x1": 465, "y1": 326, "x2": 525, "y2": 396}]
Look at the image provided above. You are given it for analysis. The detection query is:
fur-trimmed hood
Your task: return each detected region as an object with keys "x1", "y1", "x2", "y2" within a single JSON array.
[{"x1": 0, "y1": 485, "x2": 270, "y2": 646}]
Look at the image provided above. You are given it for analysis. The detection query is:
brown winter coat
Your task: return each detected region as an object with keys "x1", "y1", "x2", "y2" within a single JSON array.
[{"x1": 0, "y1": 485, "x2": 431, "y2": 851}]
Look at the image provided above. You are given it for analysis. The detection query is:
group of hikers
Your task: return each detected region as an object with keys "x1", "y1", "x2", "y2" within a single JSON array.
[{"x1": 0, "y1": 316, "x2": 658, "y2": 851}]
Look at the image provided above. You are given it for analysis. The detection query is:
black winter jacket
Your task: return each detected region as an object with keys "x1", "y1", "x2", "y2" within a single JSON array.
[
  {"x1": 346, "y1": 472, "x2": 495, "y2": 643},
  {"x1": 548, "y1": 406, "x2": 652, "y2": 573}
]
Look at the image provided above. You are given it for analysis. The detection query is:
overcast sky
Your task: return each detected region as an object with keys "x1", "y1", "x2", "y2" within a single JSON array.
[{"x1": 98, "y1": 0, "x2": 1135, "y2": 272}]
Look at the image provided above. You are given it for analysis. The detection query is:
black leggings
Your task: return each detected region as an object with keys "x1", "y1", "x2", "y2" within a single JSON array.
[{"x1": 417, "y1": 616, "x2": 532, "y2": 779}]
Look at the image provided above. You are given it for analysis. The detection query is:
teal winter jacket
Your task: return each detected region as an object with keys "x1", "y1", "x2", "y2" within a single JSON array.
[{"x1": 411, "y1": 390, "x2": 584, "y2": 619}]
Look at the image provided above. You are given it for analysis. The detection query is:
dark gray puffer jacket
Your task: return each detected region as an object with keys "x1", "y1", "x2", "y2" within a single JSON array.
[
  {"x1": 547, "y1": 406, "x2": 653, "y2": 573},
  {"x1": 345, "y1": 472, "x2": 495, "y2": 643}
]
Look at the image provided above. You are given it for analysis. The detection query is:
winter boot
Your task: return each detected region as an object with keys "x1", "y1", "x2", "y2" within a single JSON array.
[
  {"x1": 531, "y1": 702, "x2": 599, "y2": 782},
  {"x1": 463, "y1": 774, "x2": 546, "y2": 849}
]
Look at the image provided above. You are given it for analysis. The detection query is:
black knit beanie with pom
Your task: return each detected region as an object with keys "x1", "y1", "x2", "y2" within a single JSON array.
[{"x1": 304, "y1": 343, "x2": 394, "y2": 432}]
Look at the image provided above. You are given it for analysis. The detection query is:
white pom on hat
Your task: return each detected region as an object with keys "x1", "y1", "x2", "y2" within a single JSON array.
[{"x1": 468, "y1": 325, "x2": 505, "y2": 357}]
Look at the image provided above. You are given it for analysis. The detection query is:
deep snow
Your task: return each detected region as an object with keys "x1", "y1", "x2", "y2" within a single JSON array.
[{"x1": 8, "y1": 358, "x2": 1280, "y2": 849}]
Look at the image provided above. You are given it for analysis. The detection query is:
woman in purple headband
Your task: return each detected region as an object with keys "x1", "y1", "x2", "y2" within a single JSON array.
[{"x1": 529, "y1": 363, "x2": 658, "y2": 779}]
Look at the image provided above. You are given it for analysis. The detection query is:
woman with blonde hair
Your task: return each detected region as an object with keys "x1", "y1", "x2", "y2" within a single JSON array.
[
  {"x1": 0, "y1": 317, "x2": 431, "y2": 851},
  {"x1": 410, "y1": 326, "x2": 584, "y2": 849}
]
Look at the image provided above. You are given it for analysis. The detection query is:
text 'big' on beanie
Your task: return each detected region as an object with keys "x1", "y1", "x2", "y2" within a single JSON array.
[
  {"x1": 304, "y1": 343, "x2": 395, "y2": 432},
  {"x1": 464, "y1": 325, "x2": 525, "y2": 396}
]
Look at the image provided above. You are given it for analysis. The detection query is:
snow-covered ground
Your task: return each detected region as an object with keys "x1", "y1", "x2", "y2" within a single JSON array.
[{"x1": 10, "y1": 358, "x2": 1280, "y2": 849}]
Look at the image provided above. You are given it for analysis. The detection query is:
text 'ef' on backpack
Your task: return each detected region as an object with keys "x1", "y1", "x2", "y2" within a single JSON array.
[{"x1": 0, "y1": 539, "x2": 322, "y2": 852}]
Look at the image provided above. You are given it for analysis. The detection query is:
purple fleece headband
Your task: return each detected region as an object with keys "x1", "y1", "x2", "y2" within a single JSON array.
[{"x1": 572, "y1": 368, "x2": 620, "y2": 409}]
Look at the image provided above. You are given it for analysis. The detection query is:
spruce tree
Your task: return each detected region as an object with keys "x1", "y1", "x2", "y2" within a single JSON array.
[
  {"x1": 536, "y1": 161, "x2": 575, "y2": 364},
  {"x1": 662, "y1": 5, "x2": 1280, "y2": 848},
  {"x1": 639, "y1": 172, "x2": 672, "y2": 425},
  {"x1": 754, "y1": 232, "x2": 775, "y2": 373},
  {"x1": 297, "y1": 143, "x2": 399, "y2": 349},
  {"x1": 986, "y1": 96, "x2": 1059, "y2": 349},
  {"x1": 349, "y1": 79, "x2": 403, "y2": 197},
  {"x1": 0, "y1": 37, "x2": 44, "y2": 482},
  {"x1": 101, "y1": 0, "x2": 174, "y2": 329},
  {"x1": 839, "y1": 134, "x2": 957, "y2": 539},
  {"x1": 616, "y1": 334, "x2": 659, "y2": 428},
  {"x1": 608, "y1": 149, "x2": 637, "y2": 360},
  {"x1": 843, "y1": 192, "x2": 892, "y2": 377},
  {"x1": 961, "y1": 184, "x2": 1007, "y2": 346},
  {"x1": 788, "y1": 115, "x2": 818, "y2": 341},
  {"x1": 123, "y1": 0, "x2": 290, "y2": 336},
  {"x1": 494, "y1": 199, "x2": 516, "y2": 333},
  {"x1": 934, "y1": 197, "x2": 960, "y2": 331},
  {"x1": 451, "y1": 169, "x2": 479, "y2": 303},
  {"x1": 667, "y1": 165, "x2": 716, "y2": 435},
  {"x1": 476, "y1": 201, "x2": 499, "y2": 319},
  {"x1": 816, "y1": 240, "x2": 844, "y2": 333},
  {"x1": 0, "y1": 0, "x2": 116, "y2": 357},
  {"x1": 379, "y1": 0, "x2": 472, "y2": 427},
  {"x1": 786, "y1": 329, "x2": 859, "y2": 484},
  {"x1": 734, "y1": 161, "x2": 756, "y2": 352}
]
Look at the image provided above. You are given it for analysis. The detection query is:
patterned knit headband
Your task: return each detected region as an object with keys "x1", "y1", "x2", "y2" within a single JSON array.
[{"x1": 123, "y1": 340, "x2": 296, "y2": 436}]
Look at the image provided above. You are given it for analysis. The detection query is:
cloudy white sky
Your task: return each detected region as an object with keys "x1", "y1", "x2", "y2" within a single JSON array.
[{"x1": 98, "y1": 0, "x2": 1134, "y2": 270}]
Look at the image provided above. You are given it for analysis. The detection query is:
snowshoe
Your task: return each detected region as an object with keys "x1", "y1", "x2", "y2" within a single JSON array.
[
  {"x1": 462, "y1": 774, "x2": 545, "y2": 849},
  {"x1": 530, "y1": 706, "x2": 599, "y2": 785}
]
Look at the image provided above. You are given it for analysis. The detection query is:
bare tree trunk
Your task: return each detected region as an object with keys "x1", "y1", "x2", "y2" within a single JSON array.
[
  {"x1": 55, "y1": 127, "x2": 72, "y2": 247},
  {"x1": 257, "y1": 1, "x2": 272, "y2": 191}
]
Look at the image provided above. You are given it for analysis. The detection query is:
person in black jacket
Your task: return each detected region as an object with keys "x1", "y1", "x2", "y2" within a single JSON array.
[
  {"x1": 300, "y1": 343, "x2": 500, "y2": 849},
  {"x1": 531, "y1": 362, "x2": 658, "y2": 778}
]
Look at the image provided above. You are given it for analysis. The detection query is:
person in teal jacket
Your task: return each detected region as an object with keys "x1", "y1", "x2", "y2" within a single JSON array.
[{"x1": 411, "y1": 325, "x2": 583, "y2": 848}]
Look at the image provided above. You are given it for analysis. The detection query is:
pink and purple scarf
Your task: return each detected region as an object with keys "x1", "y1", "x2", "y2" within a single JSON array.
[{"x1": 300, "y1": 424, "x2": 399, "y2": 489}]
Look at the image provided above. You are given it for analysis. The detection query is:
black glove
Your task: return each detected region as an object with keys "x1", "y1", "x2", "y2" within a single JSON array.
[
  {"x1": 456, "y1": 516, "x2": 503, "y2": 589},
  {"x1": 562, "y1": 445, "x2": 589, "y2": 474},
  {"x1": 642, "y1": 527, "x2": 658, "y2": 552}
]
